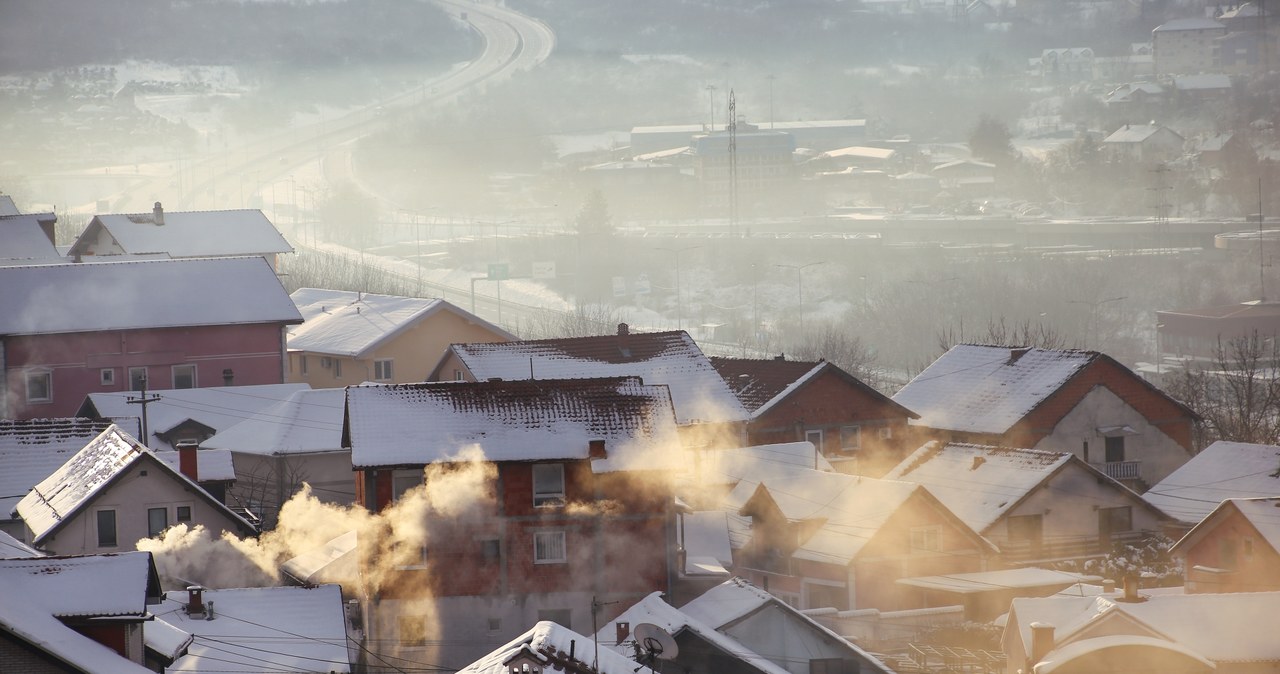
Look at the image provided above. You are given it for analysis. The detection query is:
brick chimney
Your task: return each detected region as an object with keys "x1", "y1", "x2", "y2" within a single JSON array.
[
  {"x1": 177, "y1": 441, "x2": 199, "y2": 483},
  {"x1": 1118, "y1": 574, "x2": 1146, "y2": 602},
  {"x1": 153, "y1": 201, "x2": 165, "y2": 226},
  {"x1": 617, "y1": 322, "x2": 629, "y2": 336},
  {"x1": 186, "y1": 586, "x2": 205, "y2": 615},
  {"x1": 588, "y1": 439, "x2": 607, "y2": 459}
]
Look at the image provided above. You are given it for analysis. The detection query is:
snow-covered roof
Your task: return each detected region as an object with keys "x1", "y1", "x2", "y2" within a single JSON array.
[
  {"x1": 1142, "y1": 441, "x2": 1280, "y2": 524},
  {"x1": 345, "y1": 378, "x2": 683, "y2": 472},
  {"x1": 0, "y1": 195, "x2": 18, "y2": 215},
  {"x1": 1103, "y1": 124, "x2": 1173, "y2": 144},
  {"x1": 593, "y1": 591, "x2": 790, "y2": 674},
  {"x1": 892, "y1": 345, "x2": 1097, "y2": 434},
  {"x1": 154, "y1": 447, "x2": 237, "y2": 482},
  {"x1": 680, "y1": 511, "x2": 733, "y2": 575},
  {"x1": 884, "y1": 442, "x2": 1073, "y2": 532},
  {"x1": 0, "y1": 213, "x2": 60, "y2": 260},
  {"x1": 288, "y1": 288, "x2": 514, "y2": 358},
  {"x1": 202, "y1": 387, "x2": 346, "y2": 456},
  {"x1": 0, "y1": 257, "x2": 302, "y2": 336},
  {"x1": 933, "y1": 159, "x2": 996, "y2": 172},
  {"x1": 1175, "y1": 73, "x2": 1232, "y2": 90},
  {"x1": 154, "y1": 585, "x2": 351, "y2": 673},
  {"x1": 0, "y1": 530, "x2": 40, "y2": 557},
  {"x1": 70, "y1": 207, "x2": 292, "y2": 258},
  {"x1": 280, "y1": 530, "x2": 358, "y2": 585},
  {"x1": 701, "y1": 442, "x2": 832, "y2": 487},
  {"x1": 83, "y1": 383, "x2": 311, "y2": 449},
  {"x1": 0, "y1": 418, "x2": 113, "y2": 518},
  {"x1": 1036, "y1": 635, "x2": 1214, "y2": 674},
  {"x1": 897, "y1": 567, "x2": 1101, "y2": 594},
  {"x1": 460, "y1": 621, "x2": 642, "y2": 674},
  {"x1": 1226, "y1": 497, "x2": 1280, "y2": 551},
  {"x1": 1009, "y1": 591, "x2": 1280, "y2": 663},
  {"x1": 446, "y1": 330, "x2": 748, "y2": 425},
  {"x1": 1105, "y1": 82, "x2": 1164, "y2": 103},
  {"x1": 0, "y1": 583, "x2": 153, "y2": 673},
  {"x1": 824, "y1": 145, "x2": 897, "y2": 160},
  {"x1": 0, "y1": 551, "x2": 159, "y2": 617},
  {"x1": 1154, "y1": 17, "x2": 1224, "y2": 31},
  {"x1": 14, "y1": 425, "x2": 253, "y2": 544}
]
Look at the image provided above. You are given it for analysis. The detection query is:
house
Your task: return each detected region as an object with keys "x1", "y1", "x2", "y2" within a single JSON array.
[
  {"x1": 693, "y1": 126, "x2": 798, "y2": 214},
  {"x1": 0, "y1": 210, "x2": 61, "y2": 262},
  {"x1": 201, "y1": 386, "x2": 350, "y2": 528},
  {"x1": 287, "y1": 288, "x2": 515, "y2": 386},
  {"x1": 723, "y1": 470, "x2": 995, "y2": 611},
  {"x1": 459, "y1": 620, "x2": 645, "y2": 674},
  {"x1": 711, "y1": 356, "x2": 917, "y2": 474},
  {"x1": 0, "y1": 551, "x2": 163, "y2": 673},
  {"x1": 430, "y1": 326, "x2": 749, "y2": 448},
  {"x1": 0, "y1": 418, "x2": 112, "y2": 538},
  {"x1": 892, "y1": 345, "x2": 1200, "y2": 489},
  {"x1": 0, "y1": 257, "x2": 303, "y2": 419},
  {"x1": 1173, "y1": 73, "x2": 1234, "y2": 102},
  {"x1": 1143, "y1": 441, "x2": 1280, "y2": 529},
  {"x1": 595, "y1": 579, "x2": 895, "y2": 674},
  {"x1": 12, "y1": 425, "x2": 256, "y2": 556},
  {"x1": 1003, "y1": 589, "x2": 1280, "y2": 674},
  {"x1": 1153, "y1": 17, "x2": 1227, "y2": 75},
  {"x1": 1100, "y1": 123, "x2": 1184, "y2": 162},
  {"x1": 67, "y1": 203, "x2": 293, "y2": 269},
  {"x1": 885, "y1": 442, "x2": 1170, "y2": 564},
  {"x1": 1170, "y1": 497, "x2": 1280, "y2": 594},
  {"x1": 343, "y1": 376, "x2": 684, "y2": 669},
  {"x1": 1038, "y1": 48, "x2": 1095, "y2": 82},
  {"x1": 148, "y1": 584, "x2": 353, "y2": 673},
  {"x1": 1156, "y1": 299, "x2": 1280, "y2": 364},
  {"x1": 931, "y1": 159, "x2": 996, "y2": 195},
  {"x1": 1103, "y1": 82, "x2": 1164, "y2": 107},
  {"x1": 79, "y1": 383, "x2": 310, "y2": 450}
]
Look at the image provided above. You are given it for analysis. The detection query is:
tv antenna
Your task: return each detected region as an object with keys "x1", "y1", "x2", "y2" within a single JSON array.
[{"x1": 631, "y1": 623, "x2": 679, "y2": 672}]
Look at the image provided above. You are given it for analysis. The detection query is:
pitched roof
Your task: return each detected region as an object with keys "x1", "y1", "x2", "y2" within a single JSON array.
[
  {"x1": 0, "y1": 418, "x2": 113, "y2": 518},
  {"x1": 892, "y1": 345, "x2": 1098, "y2": 434},
  {"x1": 1103, "y1": 123, "x2": 1176, "y2": 144},
  {"x1": 0, "y1": 551, "x2": 160, "y2": 618},
  {"x1": 1174, "y1": 73, "x2": 1232, "y2": 90},
  {"x1": 153, "y1": 585, "x2": 351, "y2": 673},
  {"x1": 69, "y1": 208, "x2": 292, "y2": 258},
  {"x1": 0, "y1": 194, "x2": 19, "y2": 215},
  {"x1": 1154, "y1": 17, "x2": 1224, "y2": 31},
  {"x1": 345, "y1": 377, "x2": 683, "y2": 472},
  {"x1": 288, "y1": 288, "x2": 514, "y2": 358},
  {"x1": 14, "y1": 425, "x2": 253, "y2": 544},
  {"x1": 444, "y1": 330, "x2": 748, "y2": 424},
  {"x1": 712, "y1": 357, "x2": 917, "y2": 421},
  {"x1": 1171, "y1": 497, "x2": 1280, "y2": 558},
  {"x1": 461, "y1": 621, "x2": 643, "y2": 674},
  {"x1": 0, "y1": 257, "x2": 302, "y2": 336},
  {"x1": 701, "y1": 442, "x2": 833, "y2": 487},
  {"x1": 897, "y1": 567, "x2": 1101, "y2": 594},
  {"x1": 0, "y1": 213, "x2": 60, "y2": 260},
  {"x1": 884, "y1": 442, "x2": 1075, "y2": 532},
  {"x1": 1142, "y1": 441, "x2": 1280, "y2": 524},
  {"x1": 154, "y1": 448, "x2": 237, "y2": 482},
  {"x1": 82, "y1": 383, "x2": 312, "y2": 449},
  {"x1": 0, "y1": 583, "x2": 153, "y2": 673},
  {"x1": 201, "y1": 387, "x2": 346, "y2": 456},
  {"x1": 0, "y1": 530, "x2": 40, "y2": 557}
]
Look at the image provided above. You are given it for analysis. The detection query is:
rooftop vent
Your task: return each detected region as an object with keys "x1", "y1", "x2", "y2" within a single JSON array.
[{"x1": 153, "y1": 202, "x2": 164, "y2": 226}]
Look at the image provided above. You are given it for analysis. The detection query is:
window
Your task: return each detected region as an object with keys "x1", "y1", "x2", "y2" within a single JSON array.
[
  {"x1": 100, "y1": 368, "x2": 115, "y2": 386},
  {"x1": 148, "y1": 507, "x2": 169, "y2": 537},
  {"x1": 1098, "y1": 506, "x2": 1132, "y2": 538},
  {"x1": 176, "y1": 506, "x2": 192, "y2": 523},
  {"x1": 532, "y1": 463, "x2": 565, "y2": 507},
  {"x1": 487, "y1": 618, "x2": 501, "y2": 632},
  {"x1": 399, "y1": 614, "x2": 426, "y2": 646},
  {"x1": 804, "y1": 582, "x2": 849, "y2": 610},
  {"x1": 481, "y1": 538, "x2": 501, "y2": 562},
  {"x1": 454, "y1": 369, "x2": 464, "y2": 381},
  {"x1": 129, "y1": 367, "x2": 148, "y2": 391},
  {"x1": 392, "y1": 469, "x2": 423, "y2": 501},
  {"x1": 1008, "y1": 514, "x2": 1044, "y2": 544},
  {"x1": 537, "y1": 608, "x2": 571, "y2": 629},
  {"x1": 1104, "y1": 435, "x2": 1125, "y2": 463},
  {"x1": 97, "y1": 509, "x2": 118, "y2": 547},
  {"x1": 878, "y1": 426, "x2": 893, "y2": 440},
  {"x1": 534, "y1": 531, "x2": 567, "y2": 564},
  {"x1": 374, "y1": 359, "x2": 394, "y2": 381},
  {"x1": 172, "y1": 364, "x2": 196, "y2": 389},
  {"x1": 805, "y1": 429, "x2": 824, "y2": 452},
  {"x1": 334, "y1": 359, "x2": 342, "y2": 378},
  {"x1": 840, "y1": 426, "x2": 862, "y2": 451},
  {"x1": 25, "y1": 371, "x2": 51, "y2": 403},
  {"x1": 910, "y1": 526, "x2": 941, "y2": 552},
  {"x1": 300, "y1": 356, "x2": 308, "y2": 376}
]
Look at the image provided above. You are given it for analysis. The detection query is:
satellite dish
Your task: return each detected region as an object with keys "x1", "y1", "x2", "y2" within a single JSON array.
[{"x1": 632, "y1": 622, "x2": 679, "y2": 661}]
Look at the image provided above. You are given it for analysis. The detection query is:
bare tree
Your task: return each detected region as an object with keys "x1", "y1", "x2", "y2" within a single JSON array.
[
  {"x1": 936, "y1": 316, "x2": 1076, "y2": 354},
  {"x1": 784, "y1": 320, "x2": 889, "y2": 393},
  {"x1": 1165, "y1": 332, "x2": 1280, "y2": 445}
]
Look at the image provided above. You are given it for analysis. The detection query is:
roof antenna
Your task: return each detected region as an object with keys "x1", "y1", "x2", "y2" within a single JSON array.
[{"x1": 529, "y1": 357, "x2": 535, "y2": 380}]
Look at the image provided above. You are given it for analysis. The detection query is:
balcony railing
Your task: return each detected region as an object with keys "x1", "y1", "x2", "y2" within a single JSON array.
[{"x1": 1097, "y1": 460, "x2": 1142, "y2": 481}]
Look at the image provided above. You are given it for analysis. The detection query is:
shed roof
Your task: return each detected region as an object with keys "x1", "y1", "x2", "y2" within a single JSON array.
[
  {"x1": 445, "y1": 330, "x2": 747, "y2": 424},
  {"x1": 0, "y1": 257, "x2": 301, "y2": 336},
  {"x1": 345, "y1": 377, "x2": 682, "y2": 472},
  {"x1": 70, "y1": 207, "x2": 292, "y2": 258}
]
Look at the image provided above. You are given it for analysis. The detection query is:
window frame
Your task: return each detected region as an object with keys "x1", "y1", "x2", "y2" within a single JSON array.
[
  {"x1": 533, "y1": 530, "x2": 567, "y2": 564},
  {"x1": 25, "y1": 370, "x2": 52, "y2": 403},
  {"x1": 1104, "y1": 435, "x2": 1126, "y2": 463},
  {"x1": 374, "y1": 358, "x2": 394, "y2": 381},
  {"x1": 805, "y1": 429, "x2": 824, "y2": 449},
  {"x1": 96, "y1": 509, "x2": 118, "y2": 548},
  {"x1": 909, "y1": 525, "x2": 942, "y2": 552},
  {"x1": 176, "y1": 505, "x2": 192, "y2": 523},
  {"x1": 172, "y1": 364, "x2": 197, "y2": 389},
  {"x1": 334, "y1": 359, "x2": 342, "y2": 378},
  {"x1": 147, "y1": 507, "x2": 169, "y2": 537},
  {"x1": 100, "y1": 368, "x2": 116, "y2": 386},
  {"x1": 839, "y1": 425, "x2": 862, "y2": 451},
  {"x1": 532, "y1": 463, "x2": 566, "y2": 507}
]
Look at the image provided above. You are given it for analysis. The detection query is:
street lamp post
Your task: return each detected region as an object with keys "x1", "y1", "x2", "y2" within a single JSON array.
[
  {"x1": 775, "y1": 261, "x2": 824, "y2": 335},
  {"x1": 1069, "y1": 296, "x2": 1127, "y2": 348},
  {"x1": 657, "y1": 246, "x2": 702, "y2": 331}
]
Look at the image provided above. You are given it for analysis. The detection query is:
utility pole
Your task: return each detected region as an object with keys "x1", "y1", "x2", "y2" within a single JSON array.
[
  {"x1": 775, "y1": 261, "x2": 825, "y2": 335},
  {"x1": 728, "y1": 89, "x2": 739, "y2": 237},
  {"x1": 126, "y1": 374, "x2": 161, "y2": 447},
  {"x1": 705, "y1": 84, "x2": 717, "y2": 132}
]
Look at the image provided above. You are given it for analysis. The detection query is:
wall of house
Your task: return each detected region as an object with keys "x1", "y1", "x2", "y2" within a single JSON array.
[
  {"x1": 1030, "y1": 385, "x2": 1192, "y2": 487},
  {"x1": 0, "y1": 632, "x2": 80, "y2": 674},
  {"x1": 427, "y1": 351, "x2": 470, "y2": 382},
  {"x1": 1183, "y1": 509, "x2": 1280, "y2": 594},
  {"x1": 987, "y1": 459, "x2": 1166, "y2": 562},
  {"x1": 4, "y1": 324, "x2": 287, "y2": 420},
  {"x1": 745, "y1": 370, "x2": 912, "y2": 475},
  {"x1": 227, "y1": 451, "x2": 355, "y2": 529},
  {"x1": 719, "y1": 603, "x2": 873, "y2": 674},
  {"x1": 30, "y1": 456, "x2": 250, "y2": 556}
]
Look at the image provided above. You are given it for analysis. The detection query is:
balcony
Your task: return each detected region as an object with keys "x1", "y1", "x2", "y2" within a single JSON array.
[{"x1": 1097, "y1": 460, "x2": 1142, "y2": 481}]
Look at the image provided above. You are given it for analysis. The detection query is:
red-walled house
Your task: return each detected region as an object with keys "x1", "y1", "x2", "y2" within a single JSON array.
[
  {"x1": 893, "y1": 345, "x2": 1200, "y2": 490},
  {"x1": 712, "y1": 356, "x2": 919, "y2": 475},
  {"x1": 1172, "y1": 497, "x2": 1280, "y2": 594},
  {"x1": 0, "y1": 257, "x2": 302, "y2": 420},
  {"x1": 343, "y1": 376, "x2": 684, "y2": 671}
]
